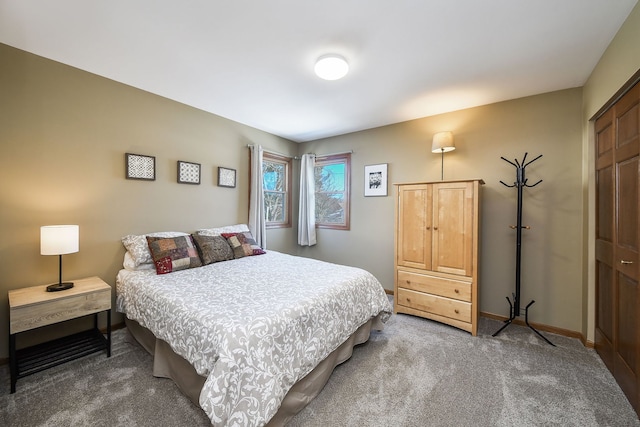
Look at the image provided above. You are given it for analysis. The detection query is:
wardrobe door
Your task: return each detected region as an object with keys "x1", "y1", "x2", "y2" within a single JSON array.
[
  {"x1": 396, "y1": 184, "x2": 432, "y2": 270},
  {"x1": 432, "y1": 181, "x2": 474, "y2": 276}
]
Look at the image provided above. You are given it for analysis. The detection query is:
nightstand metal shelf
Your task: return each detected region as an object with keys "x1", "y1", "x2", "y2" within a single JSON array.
[{"x1": 12, "y1": 317, "x2": 110, "y2": 381}]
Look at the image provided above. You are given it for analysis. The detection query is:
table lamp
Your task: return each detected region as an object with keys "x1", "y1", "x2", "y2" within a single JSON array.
[{"x1": 41, "y1": 225, "x2": 79, "y2": 292}]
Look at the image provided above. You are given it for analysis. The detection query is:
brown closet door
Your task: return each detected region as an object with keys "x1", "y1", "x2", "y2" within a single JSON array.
[
  {"x1": 595, "y1": 108, "x2": 615, "y2": 370},
  {"x1": 613, "y1": 85, "x2": 639, "y2": 409},
  {"x1": 595, "y1": 81, "x2": 640, "y2": 415}
]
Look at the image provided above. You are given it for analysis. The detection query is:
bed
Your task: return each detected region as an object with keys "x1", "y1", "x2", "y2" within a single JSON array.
[{"x1": 115, "y1": 225, "x2": 392, "y2": 426}]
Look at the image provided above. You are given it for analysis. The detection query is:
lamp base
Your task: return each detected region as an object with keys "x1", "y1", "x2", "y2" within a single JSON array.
[{"x1": 46, "y1": 282, "x2": 74, "y2": 292}]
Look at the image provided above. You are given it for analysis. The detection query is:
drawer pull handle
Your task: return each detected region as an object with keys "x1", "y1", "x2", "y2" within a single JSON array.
[
  {"x1": 454, "y1": 289, "x2": 459, "y2": 293},
  {"x1": 406, "y1": 280, "x2": 411, "y2": 284},
  {"x1": 620, "y1": 260, "x2": 634, "y2": 265},
  {"x1": 433, "y1": 227, "x2": 438, "y2": 231},
  {"x1": 406, "y1": 298, "x2": 411, "y2": 303},
  {"x1": 454, "y1": 309, "x2": 459, "y2": 314}
]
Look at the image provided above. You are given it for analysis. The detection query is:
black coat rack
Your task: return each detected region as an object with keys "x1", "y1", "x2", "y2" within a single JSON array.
[{"x1": 492, "y1": 153, "x2": 554, "y2": 346}]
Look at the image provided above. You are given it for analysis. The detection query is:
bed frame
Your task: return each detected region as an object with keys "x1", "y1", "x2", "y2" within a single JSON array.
[{"x1": 125, "y1": 314, "x2": 385, "y2": 426}]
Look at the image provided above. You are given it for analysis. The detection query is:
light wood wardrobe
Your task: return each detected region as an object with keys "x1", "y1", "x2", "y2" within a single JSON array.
[{"x1": 394, "y1": 179, "x2": 483, "y2": 335}]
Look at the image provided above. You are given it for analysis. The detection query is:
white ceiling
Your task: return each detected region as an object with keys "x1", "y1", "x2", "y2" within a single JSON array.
[{"x1": 1, "y1": 0, "x2": 637, "y2": 142}]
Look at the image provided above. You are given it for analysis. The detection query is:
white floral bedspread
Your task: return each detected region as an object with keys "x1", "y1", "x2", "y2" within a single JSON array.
[{"x1": 116, "y1": 251, "x2": 392, "y2": 426}]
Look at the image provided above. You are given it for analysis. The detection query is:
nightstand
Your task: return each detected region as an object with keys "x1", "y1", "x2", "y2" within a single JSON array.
[{"x1": 8, "y1": 276, "x2": 111, "y2": 393}]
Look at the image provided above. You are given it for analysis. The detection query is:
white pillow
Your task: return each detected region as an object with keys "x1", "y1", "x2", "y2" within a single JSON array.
[
  {"x1": 195, "y1": 224, "x2": 249, "y2": 237},
  {"x1": 121, "y1": 231, "x2": 189, "y2": 267},
  {"x1": 123, "y1": 251, "x2": 155, "y2": 271}
]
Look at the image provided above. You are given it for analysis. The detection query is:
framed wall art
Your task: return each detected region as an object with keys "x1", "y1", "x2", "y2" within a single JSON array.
[
  {"x1": 218, "y1": 167, "x2": 236, "y2": 188},
  {"x1": 126, "y1": 153, "x2": 156, "y2": 181},
  {"x1": 364, "y1": 163, "x2": 388, "y2": 197},
  {"x1": 177, "y1": 161, "x2": 201, "y2": 185}
]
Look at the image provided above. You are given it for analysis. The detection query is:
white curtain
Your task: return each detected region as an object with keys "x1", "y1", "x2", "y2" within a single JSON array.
[
  {"x1": 298, "y1": 153, "x2": 316, "y2": 246},
  {"x1": 249, "y1": 145, "x2": 267, "y2": 248}
]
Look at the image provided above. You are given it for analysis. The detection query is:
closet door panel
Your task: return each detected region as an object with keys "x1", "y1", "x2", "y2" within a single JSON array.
[
  {"x1": 597, "y1": 166, "x2": 614, "y2": 243},
  {"x1": 616, "y1": 272, "x2": 638, "y2": 406}
]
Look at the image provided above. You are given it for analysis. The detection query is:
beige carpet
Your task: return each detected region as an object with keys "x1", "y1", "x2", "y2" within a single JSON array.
[{"x1": 1, "y1": 313, "x2": 638, "y2": 426}]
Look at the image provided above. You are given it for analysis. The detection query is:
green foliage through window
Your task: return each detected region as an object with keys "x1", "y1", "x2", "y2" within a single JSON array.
[{"x1": 263, "y1": 153, "x2": 291, "y2": 228}]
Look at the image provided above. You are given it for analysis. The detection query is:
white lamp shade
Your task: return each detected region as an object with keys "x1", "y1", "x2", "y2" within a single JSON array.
[
  {"x1": 314, "y1": 55, "x2": 349, "y2": 80},
  {"x1": 431, "y1": 131, "x2": 456, "y2": 153},
  {"x1": 41, "y1": 225, "x2": 79, "y2": 255}
]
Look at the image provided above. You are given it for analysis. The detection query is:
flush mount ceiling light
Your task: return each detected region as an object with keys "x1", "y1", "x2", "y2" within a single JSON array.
[{"x1": 314, "y1": 54, "x2": 349, "y2": 80}]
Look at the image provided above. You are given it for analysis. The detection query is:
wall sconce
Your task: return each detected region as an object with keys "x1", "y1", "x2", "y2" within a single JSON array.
[
  {"x1": 41, "y1": 225, "x2": 79, "y2": 292},
  {"x1": 431, "y1": 131, "x2": 456, "y2": 180}
]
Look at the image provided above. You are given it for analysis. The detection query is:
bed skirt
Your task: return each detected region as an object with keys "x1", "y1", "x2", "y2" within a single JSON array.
[{"x1": 125, "y1": 314, "x2": 385, "y2": 426}]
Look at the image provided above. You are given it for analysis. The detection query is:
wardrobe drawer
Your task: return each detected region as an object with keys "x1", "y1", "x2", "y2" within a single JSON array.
[
  {"x1": 397, "y1": 288, "x2": 471, "y2": 323},
  {"x1": 397, "y1": 270, "x2": 471, "y2": 302}
]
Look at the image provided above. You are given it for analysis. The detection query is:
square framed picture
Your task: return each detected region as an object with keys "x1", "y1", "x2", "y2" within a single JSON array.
[
  {"x1": 218, "y1": 167, "x2": 236, "y2": 188},
  {"x1": 364, "y1": 163, "x2": 388, "y2": 197},
  {"x1": 126, "y1": 153, "x2": 156, "y2": 181},
  {"x1": 178, "y1": 161, "x2": 201, "y2": 185}
]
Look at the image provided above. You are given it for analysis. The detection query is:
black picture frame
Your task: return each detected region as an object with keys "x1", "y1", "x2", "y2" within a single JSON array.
[
  {"x1": 218, "y1": 167, "x2": 236, "y2": 188},
  {"x1": 125, "y1": 153, "x2": 156, "y2": 181},
  {"x1": 178, "y1": 161, "x2": 201, "y2": 185}
]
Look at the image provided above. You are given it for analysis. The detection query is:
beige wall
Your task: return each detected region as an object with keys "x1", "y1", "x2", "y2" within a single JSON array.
[
  {"x1": 582, "y1": 3, "x2": 640, "y2": 342},
  {"x1": 298, "y1": 88, "x2": 585, "y2": 333},
  {"x1": 0, "y1": 43, "x2": 298, "y2": 358}
]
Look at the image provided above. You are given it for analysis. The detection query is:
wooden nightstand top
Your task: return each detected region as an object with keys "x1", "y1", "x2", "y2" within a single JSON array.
[
  {"x1": 9, "y1": 276, "x2": 111, "y2": 334},
  {"x1": 9, "y1": 276, "x2": 110, "y2": 309}
]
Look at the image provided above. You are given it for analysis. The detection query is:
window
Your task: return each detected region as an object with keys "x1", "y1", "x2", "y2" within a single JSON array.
[
  {"x1": 263, "y1": 152, "x2": 292, "y2": 228},
  {"x1": 314, "y1": 153, "x2": 351, "y2": 230}
]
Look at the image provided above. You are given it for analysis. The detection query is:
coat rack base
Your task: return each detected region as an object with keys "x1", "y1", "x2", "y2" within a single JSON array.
[{"x1": 492, "y1": 296, "x2": 555, "y2": 346}]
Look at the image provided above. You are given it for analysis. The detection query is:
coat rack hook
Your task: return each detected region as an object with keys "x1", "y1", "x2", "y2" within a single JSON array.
[
  {"x1": 501, "y1": 156, "x2": 518, "y2": 168},
  {"x1": 523, "y1": 154, "x2": 543, "y2": 169}
]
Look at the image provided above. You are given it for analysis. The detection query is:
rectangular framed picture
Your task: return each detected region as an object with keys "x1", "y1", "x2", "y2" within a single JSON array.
[
  {"x1": 364, "y1": 163, "x2": 388, "y2": 197},
  {"x1": 177, "y1": 161, "x2": 201, "y2": 184},
  {"x1": 218, "y1": 167, "x2": 236, "y2": 188},
  {"x1": 126, "y1": 153, "x2": 156, "y2": 181}
]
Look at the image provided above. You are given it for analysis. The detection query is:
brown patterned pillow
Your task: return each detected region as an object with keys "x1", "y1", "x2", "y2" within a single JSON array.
[
  {"x1": 146, "y1": 235, "x2": 202, "y2": 274},
  {"x1": 222, "y1": 232, "x2": 266, "y2": 258},
  {"x1": 191, "y1": 234, "x2": 234, "y2": 265}
]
